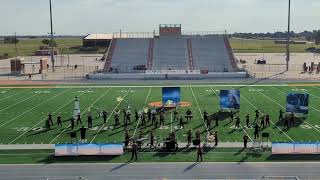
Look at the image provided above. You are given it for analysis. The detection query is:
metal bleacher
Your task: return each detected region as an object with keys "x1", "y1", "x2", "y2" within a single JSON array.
[
  {"x1": 191, "y1": 36, "x2": 233, "y2": 72},
  {"x1": 152, "y1": 37, "x2": 188, "y2": 71},
  {"x1": 110, "y1": 38, "x2": 149, "y2": 73},
  {"x1": 104, "y1": 34, "x2": 239, "y2": 73}
]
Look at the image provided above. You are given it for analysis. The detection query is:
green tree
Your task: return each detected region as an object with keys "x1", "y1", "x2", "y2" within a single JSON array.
[
  {"x1": 315, "y1": 30, "x2": 320, "y2": 45},
  {"x1": 4, "y1": 37, "x2": 19, "y2": 44},
  {"x1": 41, "y1": 39, "x2": 57, "y2": 47},
  {"x1": 3, "y1": 53, "x2": 9, "y2": 59}
]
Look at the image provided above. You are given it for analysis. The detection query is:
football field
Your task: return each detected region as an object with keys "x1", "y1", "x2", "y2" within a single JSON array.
[{"x1": 0, "y1": 84, "x2": 320, "y2": 145}]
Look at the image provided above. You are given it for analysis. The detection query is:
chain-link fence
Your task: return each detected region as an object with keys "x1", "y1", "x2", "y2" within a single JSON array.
[
  {"x1": 1, "y1": 62, "x2": 320, "y2": 81},
  {"x1": 239, "y1": 63, "x2": 320, "y2": 80},
  {"x1": 241, "y1": 64, "x2": 303, "y2": 73},
  {"x1": 0, "y1": 65, "x2": 99, "y2": 81}
]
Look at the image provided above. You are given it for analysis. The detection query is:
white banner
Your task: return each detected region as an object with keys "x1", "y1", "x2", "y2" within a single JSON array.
[{"x1": 145, "y1": 70, "x2": 201, "y2": 75}]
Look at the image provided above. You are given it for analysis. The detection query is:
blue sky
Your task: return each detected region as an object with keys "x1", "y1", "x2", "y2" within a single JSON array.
[{"x1": 1, "y1": 0, "x2": 319, "y2": 35}]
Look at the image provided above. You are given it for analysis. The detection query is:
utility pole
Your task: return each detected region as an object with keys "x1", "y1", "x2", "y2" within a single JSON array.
[
  {"x1": 49, "y1": 0, "x2": 55, "y2": 72},
  {"x1": 14, "y1": 32, "x2": 18, "y2": 56},
  {"x1": 286, "y1": 0, "x2": 291, "y2": 71}
]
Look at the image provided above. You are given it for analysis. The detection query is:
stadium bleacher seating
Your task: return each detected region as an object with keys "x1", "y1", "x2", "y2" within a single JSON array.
[
  {"x1": 152, "y1": 37, "x2": 188, "y2": 71},
  {"x1": 104, "y1": 35, "x2": 238, "y2": 73},
  {"x1": 191, "y1": 36, "x2": 233, "y2": 72},
  {"x1": 110, "y1": 38, "x2": 149, "y2": 73}
]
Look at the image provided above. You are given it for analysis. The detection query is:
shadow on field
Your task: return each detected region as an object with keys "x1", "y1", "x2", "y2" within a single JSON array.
[
  {"x1": 183, "y1": 163, "x2": 199, "y2": 172},
  {"x1": 274, "y1": 116, "x2": 305, "y2": 132},
  {"x1": 28, "y1": 127, "x2": 67, "y2": 137},
  {"x1": 104, "y1": 129, "x2": 122, "y2": 137},
  {"x1": 26, "y1": 147, "x2": 273, "y2": 164},
  {"x1": 38, "y1": 155, "x2": 121, "y2": 164},
  {"x1": 27, "y1": 130, "x2": 49, "y2": 137},
  {"x1": 234, "y1": 147, "x2": 245, "y2": 156},
  {"x1": 193, "y1": 123, "x2": 205, "y2": 130},
  {"x1": 228, "y1": 128, "x2": 237, "y2": 134},
  {"x1": 238, "y1": 152, "x2": 262, "y2": 163},
  {"x1": 151, "y1": 146, "x2": 198, "y2": 158},
  {"x1": 209, "y1": 111, "x2": 236, "y2": 122},
  {"x1": 108, "y1": 162, "x2": 131, "y2": 172}
]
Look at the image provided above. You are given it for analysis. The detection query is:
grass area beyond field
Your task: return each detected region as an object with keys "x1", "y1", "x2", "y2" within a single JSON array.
[
  {"x1": 0, "y1": 38, "x2": 107, "y2": 58},
  {"x1": 1, "y1": 37, "x2": 319, "y2": 59},
  {"x1": 231, "y1": 38, "x2": 320, "y2": 53},
  {"x1": 1, "y1": 84, "x2": 320, "y2": 146}
]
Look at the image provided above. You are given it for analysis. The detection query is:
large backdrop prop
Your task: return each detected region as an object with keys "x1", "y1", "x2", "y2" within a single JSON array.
[
  {"x1": 286, "y1": 93, "x2": 309, "y2": 114},
  {"x1": 162, "y1": 87, "x2": 181, "y2": 107},
  {"x1": 220, "y1": 90, "x2": 240, "y2": 110}
]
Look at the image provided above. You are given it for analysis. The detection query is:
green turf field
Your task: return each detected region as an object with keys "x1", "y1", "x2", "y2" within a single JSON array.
[{"x1": 0, "y1": 84, "x2": 319, "y2": 145}]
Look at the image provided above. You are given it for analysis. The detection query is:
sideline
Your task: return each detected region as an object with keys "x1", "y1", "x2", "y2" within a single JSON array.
[{"x1": 0, "y1": 84, "x2": 308, "y2": 89}]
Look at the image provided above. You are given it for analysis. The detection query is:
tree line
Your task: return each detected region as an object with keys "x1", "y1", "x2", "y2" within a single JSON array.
[{"x1": 232, "y1": 30, "x2": 320, "y2": 45}]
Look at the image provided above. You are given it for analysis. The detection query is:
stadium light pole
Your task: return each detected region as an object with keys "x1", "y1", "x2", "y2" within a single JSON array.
[
  {"x1": 286, "y1": 0, "x2": 291, "y2": 71},
  {"x1": 49, "y1": 0, "x2": 55, "y2": 72}
]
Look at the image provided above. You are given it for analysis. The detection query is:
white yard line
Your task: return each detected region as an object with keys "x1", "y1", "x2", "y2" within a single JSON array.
[
  {"x1": 210, "y1": 87, "x2": 253, "y2": 142},
  {"x1": 132, "y1": 87, "x2": 152, "y2": 138},
  {"x1": 311, "y1": 86, "x2": 320, "y2": 92},
  {"x1": 241, "y1": 88, "x2": 294, "y2": 142},
  {"x1": 190, "y1": 85, "x2": 209, "y2": 134},
  {"x1": 0, "y1": 93, "x2": 40, "y2": 112},
  {"x1": 144, "y1": 87, "x2": 152, "y2": 105},
  {"x1": 271, "y1": 86, "x2": 320, "y2": 134},
  {"x1": 308, "y1": 93, "x2": 320, "y2": 100},
  {"x1": 305, "y1": 87, "x2": 320, "y2": 99},
  {"x1": 0, "y1": 89, "x2": 71, "y2": 128},
  {"x1": 239, "y1": 124, "x2": 253, "y2": 142},
  {"x1": 9, "y1": 89, "x2": 92, "y2": 144},
  {"x1": 90, "y1": 88, "x2": 132, "y2": 143},
  {"x1": 49, "y1": 88, "x2": 112, "y2": 144},
  {"x1": 0, "y1": 89, "x2": 30, "y2": 101},
  {"x1": 132, "y1": 117, "x2": 142, "y2": 139}
]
